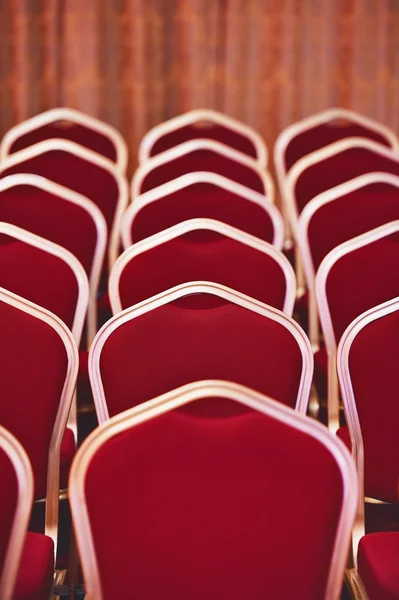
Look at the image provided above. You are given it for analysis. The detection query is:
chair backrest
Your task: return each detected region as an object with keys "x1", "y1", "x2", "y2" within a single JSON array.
[
  {"x1": 70, "y1": 379, "x2": 357, "y2": 600},
  {"x1": 89, "y1": 282, "x2": 313, "y2": 423},
  {"x1": 0, "y1": 107, "x2": 128, "y2": 173},
  {"x1": 337, "y1": 298, "x2": 399, "y2": 505},
  {"x1": 275, "y1": 108, "x2": 398, "y2": 186},
  {"x1": 0, "y1": 174, "x2": 106, "y2": 344},
  {"x1": 132, "y1": 138, "x2": 273, "y2": 198},
  {"x1": 0, "y1": 223, "x2": 89, "y2": 345},
  {"x1": 0, "y1": 139, "x2": 128, "y2": 269},
  {"x1": 0, "y1": 287, "x2": 78, "y2": 552},
  {"x1": 316, "y1": 221, "x2": 399, "y2": 352},
  {"x1": 139, "y1": 109, "x2": 267, "y2": 166},
  {"x1": 0, "y1": 425, "x2": 33, "y2": 600},
  {"x1": 110, "y1": 218, "x2": 295, "y2": 315},
  {"x1": 286, "y1": 137, "x2": 399, "y2": 236},
  {"x1": 122, "y1": 172, "x2": 283, "y2": 247}
]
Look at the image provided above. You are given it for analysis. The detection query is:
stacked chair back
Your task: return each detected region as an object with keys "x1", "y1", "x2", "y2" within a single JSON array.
[
  {"x1": 132, "y1": 139, "x2": 273, "y2": 197},
  {"x1": 0, "y1": 425, "x2": 33, "y2": 600},
  {"x1": 89, "y1": 282, "x2": 313, "y2": 423},
  {"x1": 316, "y1": 222, "x2": 399, "y2": 431},
  {"x1": 70, "y1": 380, "x2": 357, "y2": 600},
  {"x1": 0, "y1": 174, "x2": 106, "y2": 344},
  {"x1": 139, "y1": 108, "x2": 267, "y2": 166},
  {"x1": 0, "y1": 107, "x2": 128, "y2": 173},
  {"x1": 110, "y1": 218, "x2": 295, "y2": 314},
  {"x1": 0, "y1": 139, "x2": 128, "y2": 269},
  {"x1": 0, "y1": 287, "x2": 78, "y2": 554},
  {"x1": 123, "y1": 172, "x2": 282, "y2": 246},
  {"x1": 298, "y1": 172, "x2": 399, "y2": 347}
]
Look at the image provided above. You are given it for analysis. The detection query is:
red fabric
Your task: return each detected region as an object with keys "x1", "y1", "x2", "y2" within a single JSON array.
[
  {"x1": 78, "y1": 350, "x2": 92, "y2": 406},
  {"x1": 1, "y1": 150, "x2": 118, "y2": 244},
  {"x1": 294, "y1": 146, "x2": 399, "y2": 215},
  {"x1": 336, "y1": 426, "x2": 351, "y2": 451},
  {"x1": 346, "y1": 309, "x2": 399, "y2": 501},
  {"x1": 0, "y1": 444, "x2": 18, "y2": 577},
  {"x1": 60, "y1": 428, "x2": 76, "y2": 490},
  {"x1": 131, "y1": 182, "x2": 275, "y2": 243},
  {"x1": 358, "y1": 532, "x2": 399, "y2": 600},
  {"x1": 118, "y1": 231, "x2": 287, "y2": 310},
  {"x1": 325, "y1": 232, "x2": 399, "y2": 344},
  {"x1": 97, "y1": 290, "x2": 113, "y2": 327},
  {"x1": 294, "y1": 290, "x2": 309, "y2": 329},
  {"x1": 0, "y1": 184, "x2": 98, "y2": 277},
  {"x1": 285, "y1": 121, "x2": 391, "y2": 173},
  {"x1": 0, "y1": 235, "x2": 79, "y2": 331},
  {"x1": 140, "y1": 149, "x2": 265, "y2": 194},
  {"x1": 308, "y1": 182, "x2": 399, "y2": 272},
  {"x1": 99, "y1": 298, "x2": 304, "y2": 417},
  {"x1": 14, "y1": 532, "x2": 54, "y2": 600},
  {"x1": 0, "y1": 300, "x2": 68, "y2": 499},
  {"x1": 85, "y1": 408, "x2": 344, "y2": 600},
  {"x1": 150, "y1": 123, "x2": 258, "y2": 159},
  {"x1": 9, "y1": 122, "x2": 117, "y2": 162},
  {"x1": 313, "y1": 346, "x2": 327, "y2": 399}
]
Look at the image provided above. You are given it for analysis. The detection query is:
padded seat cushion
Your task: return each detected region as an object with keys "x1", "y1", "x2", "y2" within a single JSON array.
[
  {"x1": 60, "y1": 427, "x2": 76, "y2": 490},
  {"x1": 14, "y1": 532, "x2": 54, "y2": 600},
  {"x1": 358, "y1": 532, "x2": 399, "y2": 600}
]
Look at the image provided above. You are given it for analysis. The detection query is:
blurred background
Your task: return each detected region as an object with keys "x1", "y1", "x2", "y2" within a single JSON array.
[{"x1": 1, "y1": 0, "x2": 399, "y2": 172}]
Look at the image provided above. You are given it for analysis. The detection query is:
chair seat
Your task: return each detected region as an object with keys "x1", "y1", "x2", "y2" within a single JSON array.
[
  {"x1": 337, "y1": 425, "x2": 351, "y2": 451},
  {"x1": 60, "y1": 427, "x2": 76, "y2": 490},
  {"x1": 314, "y1": 346, "x2": 327, "y2": 399},
  {"x1": 14, "y1": 532, "x2": 54, "y2": 600},
  {"x1": 358, "y1": 532, "x2": 399, "y2": 600}
]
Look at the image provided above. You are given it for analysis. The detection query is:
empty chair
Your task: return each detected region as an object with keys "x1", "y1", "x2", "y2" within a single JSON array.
[
  {"x1": 0, "y1": 287, "x2": 78, "y2": 566},
  {"x1": 337, "y1": 298, "x2": 399, "y2": 599},
  {"x1": 316, "y1": 222, "x2": 399, "y2": 432},
  {"x1": 0, "y1": 139, "x2": 128, "y2": 269},
  {"x1": 139, "y1": 108, "x2": 267, "y2": 166},
  {"x1": 0, "y1": 107, "x2": 128, "y2": 173},
  {"x1": 122, "y1": 172, "x2": 283, "y2": 247},
  {"x1": 110, "y1": 218, "x2": 295, "y2": 315},
  {"x1": 132, "y1": 138, "x2": 273, "y2": 198},
  {"x1": 70, "y1": 380, "x2": 357, "y2": 600},
  {"x1": 298, "y1": 172, "x2": 399, "y2": 347},
  {"x1": 89, "y1": 281, "x2": 313, "y2": 423},
  {"x1": 0, "y1": 174, "x2": 106, "y2": 344}
]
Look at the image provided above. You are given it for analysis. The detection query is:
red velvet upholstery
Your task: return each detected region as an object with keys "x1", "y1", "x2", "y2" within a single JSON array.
[
  {"x1": 325, "y1": 232, "x2": 399, "y2": 344},
  {"x1": 118, "y1": 232, "x2": 287, "y2": 310},
  {"x1": 0, "y1": 235, "x2": 79, "y2": 331},
  {"x1": 285, "y1": 122, "x2": 391, "y2": 173},
  {"x1": 60, "y1": 428, "x2": 76, "y2": 490},
  {"x1": 336, "y1": 426, "x2": 351, "y2": 451},
  {"x1": 307, "y1": 182, "x2": 399, "y2": 271},
  {"x1": 149, "y1": 123, "x2": 258, "y2": 159},
  {"x1": 358, "y1": 532, "x2": 399, "y2": 600},
  {"x1": 345, "y1": 309, "x2": 399, "y2": 501},
  {"x1": 0, "y1": 442, "x2": 18, "y2": 578},
  {"x1": 314, "y1": 347, "x2": 328, "y2": 399},
  {"x1": 294, "y1": 147, "x2": 399, "y2": 215},
  {"x1": 8, "y1": 123, "x2": 117, "y2": 162},
  {"x1": 1, "y1": 150, "x2": 118, "y2": 243},
  {"x1": 0, "y1": 299, "x2": 68, "y2": 499},
  {"x1": 84, "y1": 407, "x2": 344, "y2": 599},
  {"x1": 14, "y1": 532, "x2": 54, "y2": 600},
  {"x1": 0, "y1": 184, "x2": 97, "y2": 277},
  {"x1": 99, "y1": 297, "x2": 304, "y2": 417},
  {"x1": 131, "y1": 182, "x2": 275, "y2": 243},
  {"x1": 140, "y1": 150, "x2": 265, "y2": 194}
]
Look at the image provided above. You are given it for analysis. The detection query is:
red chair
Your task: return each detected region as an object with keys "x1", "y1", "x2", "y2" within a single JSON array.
[
  {"x1": 89, "y1": 281, "x2": 313, "y2": 423},
  {"x1": 139, "y1": 108, "x2": 267, "y2": 167},
  {"x1": 110, "y1": 218, "x2": 295, "y2": 315},
  {"x1": 316, "y1": 221, "x2": 399, "y2": 432},
  {"x1": 70, "y1": 379, "x2": 357, "y2": 600},
  {"x1": 0, "y1": 107, "x2": 128, "y2": 173},
  {"x1": 0, "y1": 174, "x2": 106, "y2": 345},
  {"x1": 132, "y1": 138, "x2": 273, "y2": 198},
  {"x1": 337, "y1": 298, "x2": 399, "y2": 599},
  {"x1": 298, "y1": 172, "x2": 399, "y2": 348},
  {"x1": 0, "y1": 287, "x2": 78, "y2": 591},
  {"x1": 0, "y1": 139, "x2": 128, "y2": 269},
  {"x1": 122, "y1": 172, "x2": 283, "y2": 247}
]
